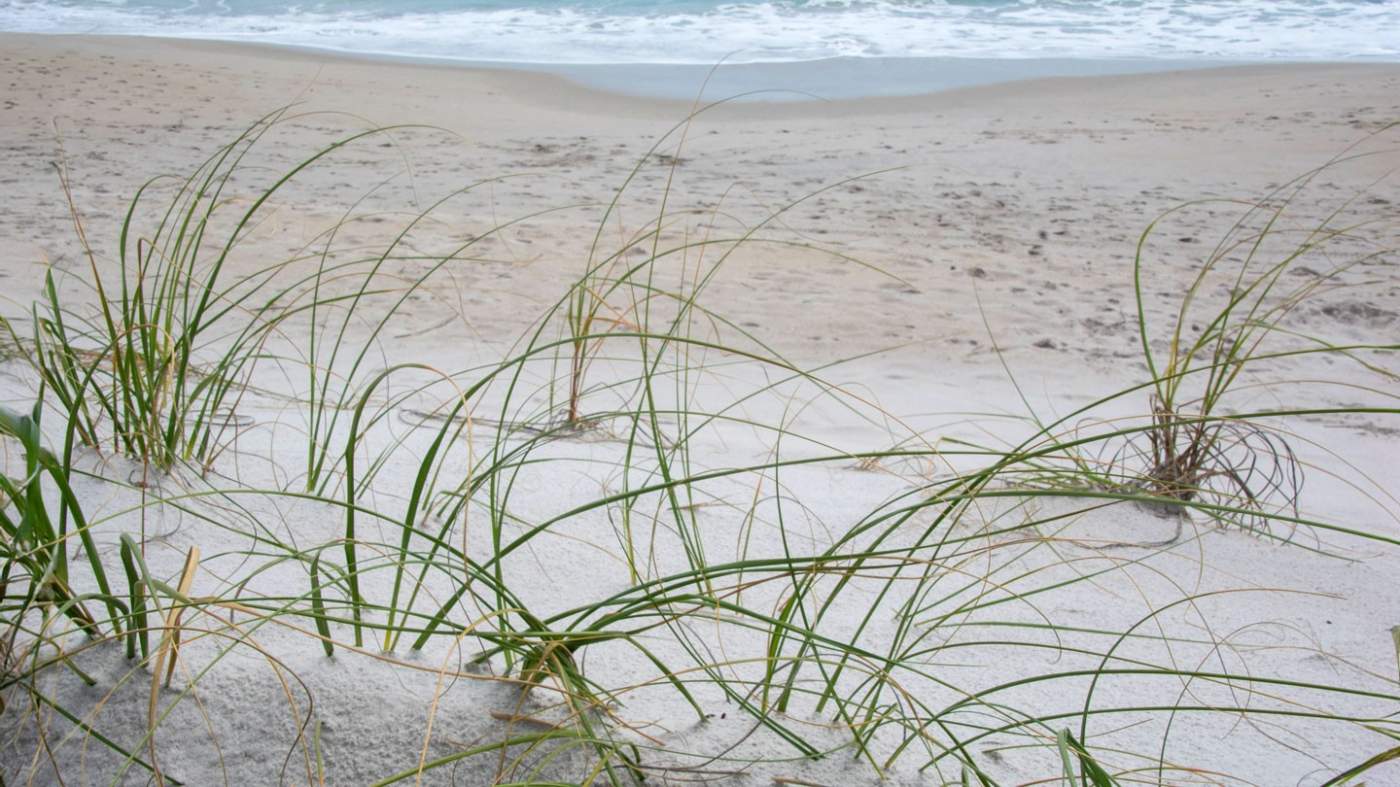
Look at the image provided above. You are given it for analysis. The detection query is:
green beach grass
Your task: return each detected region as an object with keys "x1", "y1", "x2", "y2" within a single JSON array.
[{"x1": 1, "y1": 111, "x2": 1397, "y2": 785}]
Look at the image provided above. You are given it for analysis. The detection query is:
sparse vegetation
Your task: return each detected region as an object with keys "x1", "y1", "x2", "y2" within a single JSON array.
[{"x1": 0, "y1": 115, "x2": 1397, "y2": 786}]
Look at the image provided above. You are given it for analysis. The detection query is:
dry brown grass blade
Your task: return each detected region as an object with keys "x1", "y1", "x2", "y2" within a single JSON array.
[{"x1": 146, "y1": 545, "x2": 200, "y2": 785}]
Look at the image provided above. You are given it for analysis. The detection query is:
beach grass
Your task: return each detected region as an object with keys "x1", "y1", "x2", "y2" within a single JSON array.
[{"x1": 0, "y1": 113, "x2": 1397, "y2": 786}]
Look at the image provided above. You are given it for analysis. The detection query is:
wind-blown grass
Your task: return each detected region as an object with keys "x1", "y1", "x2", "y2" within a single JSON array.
[{"x1": 0, "y1": 114, "x2": 1396, "y2": 786}]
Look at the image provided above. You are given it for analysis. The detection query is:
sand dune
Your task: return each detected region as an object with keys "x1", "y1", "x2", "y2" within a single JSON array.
[{"x1": 1, "y1": 33, "x2": 1398, "y2": 785}]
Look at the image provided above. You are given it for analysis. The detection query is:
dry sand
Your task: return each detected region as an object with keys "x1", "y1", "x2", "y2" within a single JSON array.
[
  {"x1": 1, "y1": 33, "x2": 1398, "y2": 785},
  {"x1": 4, "y1": 35, "x2": 1398, "y2": 368}
]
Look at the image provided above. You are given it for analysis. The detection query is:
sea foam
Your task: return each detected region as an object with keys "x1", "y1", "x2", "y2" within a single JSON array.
[{"x1": 2, "y1": 0, "x2": 1397, "y2": 65}]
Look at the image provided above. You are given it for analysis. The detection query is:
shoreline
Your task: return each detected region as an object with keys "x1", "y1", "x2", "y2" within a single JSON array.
[
  {"x1": 0, "y1": 29, "x2": 1256, "y2": 101},
  {"x1": 5, "y1": 30, "x2": 1396, "y2": 105},
  {"x1": 5, "y1": 31, "x2": 1400, "y2": 126}
]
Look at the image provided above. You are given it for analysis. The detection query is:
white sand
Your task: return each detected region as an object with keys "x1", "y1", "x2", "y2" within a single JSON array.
[{"x1": 1, "y1": 34, "x2": 1398, "y2": 785}]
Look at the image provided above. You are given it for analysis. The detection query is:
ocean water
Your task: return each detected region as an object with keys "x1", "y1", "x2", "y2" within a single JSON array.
[{"x1": 2, "y1": 0, "x2": 1396, "y2": 66}]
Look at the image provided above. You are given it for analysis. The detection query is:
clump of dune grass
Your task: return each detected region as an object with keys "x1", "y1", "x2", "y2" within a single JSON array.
[
  {"x1": 5, "y1": 111, "x2": 474, "y2": 481},
  {"x1": 1078, "y1": 144, "x2": 1400, "y2": 539},
  {"x1": 3, "y1": 111, "x2": 325, "y2": 474},
  {"x1": 0, "y1": 114, "x2": 1397, "y2": 786}
]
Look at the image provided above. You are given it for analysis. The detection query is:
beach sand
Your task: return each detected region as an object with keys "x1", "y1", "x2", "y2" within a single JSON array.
[
  {"x1": 5, "y1": 35, "x2": 1398, "y2": 368},
  {"x1": 1, "y1": 33, "x2": 1398, "y2": 785}
]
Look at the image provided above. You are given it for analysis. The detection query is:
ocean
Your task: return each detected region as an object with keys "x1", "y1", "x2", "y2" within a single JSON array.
[{"x1": 2, "y1": 0, "x2": 1396, "y2": 97}]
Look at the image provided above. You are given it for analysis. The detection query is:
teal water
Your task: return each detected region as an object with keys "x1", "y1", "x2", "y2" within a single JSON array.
[
  {"x1": 3, "y1": 0, "x2": 1396, "y2": 65},
  {"x1": 3, "y1": 0, "x2": 1394, "y2": 100}
]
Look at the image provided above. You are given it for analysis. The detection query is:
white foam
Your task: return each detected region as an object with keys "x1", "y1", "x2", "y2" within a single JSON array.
[{"x1": 1, "y1": 0, "x2": 1396, "y2": 65}]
